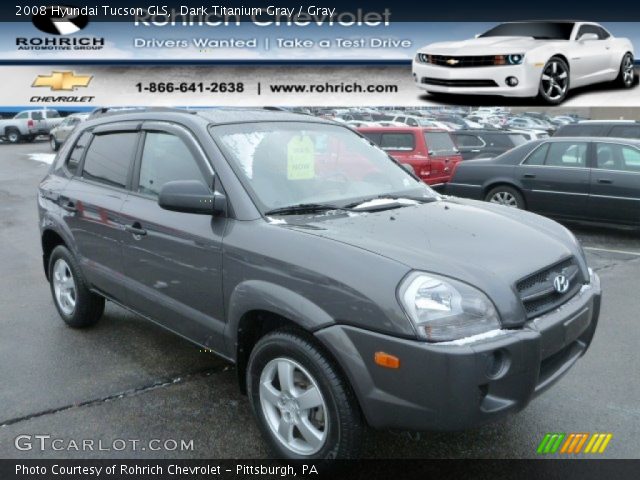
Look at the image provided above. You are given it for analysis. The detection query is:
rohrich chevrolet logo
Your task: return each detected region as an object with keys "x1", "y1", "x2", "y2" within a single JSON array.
[
  {"x1": 32, "y1": 71, "x2": 92, "y2": 91},
  {"x1": 537, "y1": 432, "x2": 613, "y2": 454}
]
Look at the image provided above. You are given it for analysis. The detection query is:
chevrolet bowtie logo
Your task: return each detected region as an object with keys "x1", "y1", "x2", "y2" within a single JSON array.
[
  {"x1": 32, "y1": 71, "x2": 92, "y2": 91},
  {"x1": 446, "y1": 58, "x2": 460, "y2": 65}
]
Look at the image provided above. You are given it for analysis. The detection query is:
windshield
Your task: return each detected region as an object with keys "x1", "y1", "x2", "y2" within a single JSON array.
[
  {"x1": 211, "y1": 122, "x2": 435, "y2": 213},
  {"x1": 480, "y1": 22, "x2": 575, "y2": 40},
  {"x1": 424, "y1": 131, "x2": 458, "y2": 155}
]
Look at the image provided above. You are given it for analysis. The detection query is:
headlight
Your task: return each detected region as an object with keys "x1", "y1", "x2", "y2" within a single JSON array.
[
  {"x1": 494, "y1": 54, "x2": 525, "y2": 65},
  {"x1": 399, "y1": 272, "x2": 501, "y2": 342}
]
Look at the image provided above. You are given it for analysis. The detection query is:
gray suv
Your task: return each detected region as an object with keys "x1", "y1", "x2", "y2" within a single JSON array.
[{"x1": 38, "y1": 109, "x2": 601, "y2": 459}]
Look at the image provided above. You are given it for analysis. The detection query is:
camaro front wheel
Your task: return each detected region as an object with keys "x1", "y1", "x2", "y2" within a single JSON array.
[
  {"x1": 538, "y1": 57, "x2": 570, "y2": 105},
  {"x1": 615, "y1": 53, "x2": 635, "y2": 88},
  {"x1": 247, "y1": 329, "x2": 363, "y2": 460}
]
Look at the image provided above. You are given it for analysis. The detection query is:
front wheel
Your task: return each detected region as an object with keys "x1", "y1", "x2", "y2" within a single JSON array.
[
  {"x1": 50, "y1": 136, "x2": 60, "y2": 151},
  {"x1": 615, "y1": 52, "x2": 635, "y2": 88},
  {"x1": 485, "y1": 186, "x2": 525, "y2": 209},
  {"x1": 247, "y1": 329, "x2": 363, "y2": 460},
  {"x1": 538, "y1": 57, "x2": 570, "y2": 105}
]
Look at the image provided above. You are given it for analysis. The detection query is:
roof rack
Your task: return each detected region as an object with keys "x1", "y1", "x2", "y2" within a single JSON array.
[{"x1": 87, "y1": 107, "x2": 197, "y2": 119}]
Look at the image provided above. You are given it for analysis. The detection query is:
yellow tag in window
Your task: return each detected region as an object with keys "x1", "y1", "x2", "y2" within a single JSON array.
[{"x1": 287, "y1": 135, "x2": 315, "y2": 180}]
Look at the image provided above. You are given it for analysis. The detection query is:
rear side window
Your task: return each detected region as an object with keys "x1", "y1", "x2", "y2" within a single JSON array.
[
  {"x1": 453, "y1": 134, "x2": 483, "y2": 148},
  {"x1": 545, "y1": 142, "x2": 588, "y2": 168},
  {"x1": 424, "y1": 132, "x2": 457, "y2": 155},
  {"x1": 555, "y1": 124, "x2": 606, "y2": 136},
  {"x1": 82, "y1": 132, "x2": 138, "y2": 188},
  {"x1": 609, "y1": 125, "x2": 640, "y2": 139},
  {"x1": 483, "y1": 134, "x2": 515, "y2": 147},
  {"x1": 361, "y1": 132, "x2": 382, "y2": 146},
  {"x1": 138, "y1": 132, "x2": 205, "y2": 197},
  {"x1": 46, "y1": 111, "x2": 60, "y2": 118},
  {"x1": 66, "y1": 131, "x2": 91, "y2": 176},
  {"x1": 380, "y1": 133, "x2": 415, "y2": 151},
  {"x1": 31, "y1": 111, "x2": 43, "y2": 120}
]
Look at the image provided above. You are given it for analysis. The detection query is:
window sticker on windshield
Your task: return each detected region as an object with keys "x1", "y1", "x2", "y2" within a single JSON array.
[{"x1": 287, "y1": 135, "x2": 315, "y2": 180}]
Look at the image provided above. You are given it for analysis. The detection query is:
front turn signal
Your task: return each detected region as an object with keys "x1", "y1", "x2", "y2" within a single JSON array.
[{"x1": 374, "y1": 351, "x2": 401, "y2": 369}]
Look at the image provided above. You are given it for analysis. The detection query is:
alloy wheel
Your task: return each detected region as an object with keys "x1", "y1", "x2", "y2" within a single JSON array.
[
  {"x1": 623, "y1": 54, "x2": 635, "y2": 86},
  {"x1": 540, "y1": 60, "x2": 569, "y2": 101},
  {"x1": 259, "y1": 357, "x2": 328, "y2": 456},
  {"x1": 52, "y1": 258, "x2": 77, "y2": 315},
  {"x1": 490, "y1": 191, "x2": 519, "y2": 207}
]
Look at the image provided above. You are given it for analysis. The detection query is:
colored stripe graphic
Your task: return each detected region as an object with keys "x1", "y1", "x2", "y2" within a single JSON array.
[
  {"x1": 537, "y1": 433, "x2": 565, "y2": 454},
  {"x1": 538, "y1": 433, "x2": 613, "y2": 454}
]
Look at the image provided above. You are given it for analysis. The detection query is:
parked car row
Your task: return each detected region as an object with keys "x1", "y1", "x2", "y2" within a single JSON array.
[{"x1": 0, "y1": 109, "x2": 63, "y2": 144}]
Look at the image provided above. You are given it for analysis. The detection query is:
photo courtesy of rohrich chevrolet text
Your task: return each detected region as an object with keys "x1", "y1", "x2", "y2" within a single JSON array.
[{"x1": 0, "y1": 1, "x2": 638, "y2": 479}]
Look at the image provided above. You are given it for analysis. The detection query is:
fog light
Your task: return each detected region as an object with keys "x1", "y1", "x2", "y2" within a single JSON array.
[
  {"x1": 506, "y1": 76, "x2": 519, "y2": 87},
  {"x1": 486, "y1": 349, "x2": 509, "y2": 379}
]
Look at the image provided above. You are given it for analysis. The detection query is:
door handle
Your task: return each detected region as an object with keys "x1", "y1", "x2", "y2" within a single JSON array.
[
  {"x1": 523, "y1": 174, "x2": 537, "y2": 179},
  {"x1": 597, "y1": 179, "x2": 613, "y2": 184},
  {"x1": 125, "y1": 223, "x2": 147, "y2": 236},
  {"x1": 59, "y1": 199, "x2": 77, "y2": 212}
]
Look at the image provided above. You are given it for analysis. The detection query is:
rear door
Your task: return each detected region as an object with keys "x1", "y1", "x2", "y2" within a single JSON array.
[
  {"x1": 62, "y1": 123, "x2": 140, "y2": 302},
  {"x1": 517, "y1": 141, "x2": 591, "y2": 218},
  {"x1": 120, "y1": 122, "x2": 227, "y2": 351},
  {"x1": 423, "y1": 130, "x2": 460, "y2": 184},
  {"x1": 588, "y1": 142, "x2": 640, "y2": 226}
]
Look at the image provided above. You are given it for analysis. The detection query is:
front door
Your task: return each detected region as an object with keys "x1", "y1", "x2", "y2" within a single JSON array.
[{"x1": 120, "y1": 122, "x2": 227, "y2": 351}]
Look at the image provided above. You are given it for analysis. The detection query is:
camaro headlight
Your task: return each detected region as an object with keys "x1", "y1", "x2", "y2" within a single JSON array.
[
  {"x1": 399, "y1": 272, "x2": 501, "y2": 342},
  {"x1": 506, "y1": 54, "x2": 525, "y2": 65}
]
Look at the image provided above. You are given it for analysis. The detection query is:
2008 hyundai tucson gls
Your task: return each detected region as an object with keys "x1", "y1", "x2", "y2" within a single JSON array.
[{"x1": 38, "y1": 109, "x2": 601, "y2": 459}]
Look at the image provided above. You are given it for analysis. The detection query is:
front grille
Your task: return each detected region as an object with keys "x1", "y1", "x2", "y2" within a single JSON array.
[
  {"x1": 516, "y1": 257, "x2": 584, "y2": 319},
  {"x1": 417, "y1": 54, "x2": 498, "y2": 68},
  {"x1": 421, "y1": 77, "x2": 498, "y2": 88}
]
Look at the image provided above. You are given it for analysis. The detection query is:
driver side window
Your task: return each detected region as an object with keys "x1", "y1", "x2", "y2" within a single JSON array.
[{"x1": 138, "y1": 132, "x2": 206, "y2": 198}]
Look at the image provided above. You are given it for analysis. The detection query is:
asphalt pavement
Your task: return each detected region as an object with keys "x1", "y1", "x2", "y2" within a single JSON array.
[{"x1": 0, "y1": 140, "x2": 638, "y2": 459}]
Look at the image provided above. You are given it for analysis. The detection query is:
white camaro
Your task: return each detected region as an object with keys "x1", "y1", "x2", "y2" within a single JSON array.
[{"x1": 413, "y1": 21, "x2": 635, "y2": 104}]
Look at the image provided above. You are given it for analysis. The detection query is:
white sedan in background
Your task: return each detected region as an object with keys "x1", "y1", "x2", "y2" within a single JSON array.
[{"x1": 413, "y1": 21, "x2": 635, "y2": 104}]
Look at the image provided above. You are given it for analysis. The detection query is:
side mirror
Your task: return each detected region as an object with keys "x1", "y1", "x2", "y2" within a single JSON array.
[
  {"x1": 158, "y1": 180, "x2": 226, "y2": 216},
  {"x1": 578, "y1": 33, "x2": 599, "y2": 42}
]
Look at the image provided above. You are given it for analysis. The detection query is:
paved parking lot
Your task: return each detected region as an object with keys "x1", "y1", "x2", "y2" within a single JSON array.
[{"x1": 0, "y1": 140, "x2": 638, "y2": 459}]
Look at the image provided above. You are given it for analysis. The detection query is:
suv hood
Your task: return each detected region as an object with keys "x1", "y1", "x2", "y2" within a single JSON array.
[
  {"x1": 420, "y1": 36, "x2": 559, "y2": 55},
  {"x1": 286, "y1": 198, "x2": 582, "y2": 327}
]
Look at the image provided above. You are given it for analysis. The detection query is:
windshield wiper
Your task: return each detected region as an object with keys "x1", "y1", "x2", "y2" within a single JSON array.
[
  {"x1": 345, "y1": 195, "x2": 438, "y2": 211},
  {"x1": 264, "y1": 203, "x2": 349, "y2": 216}
]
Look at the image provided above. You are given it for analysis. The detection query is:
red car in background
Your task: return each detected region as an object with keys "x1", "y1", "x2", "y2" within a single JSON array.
[{"x1": 357, "y1": 127, "x2": 462, "y2": 186}]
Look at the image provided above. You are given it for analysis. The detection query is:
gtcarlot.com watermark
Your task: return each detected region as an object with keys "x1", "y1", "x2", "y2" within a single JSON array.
[{"x1": 14, "y1": 434, "x2": 194, "y2": 452}]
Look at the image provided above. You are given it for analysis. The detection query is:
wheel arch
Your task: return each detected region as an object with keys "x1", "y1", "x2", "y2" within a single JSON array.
[
  {"x1": 226, "y1": 280, "x2": 336, "y2": 393},
  {"x1": 482, "y1": 180, "x2": 527, "y2": 207},
  {"x1": 41, "y1": 228, "x2": 67, "y2": 280}
]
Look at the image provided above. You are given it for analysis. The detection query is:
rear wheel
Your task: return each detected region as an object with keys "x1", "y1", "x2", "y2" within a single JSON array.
[
  {"x1": 48, "y1": 245, "x2": 104, "y2": 328},
  {"x1": 538, "y1": 57, "x2": 570, "y2": 105},
  {"x1": 6, "y1": 128, "x2": 21, "y2": 144},
  {"x1": 247, "y1": 329, "x2": 363, "y2": 460},
  {"x1": 485, "y1": 185, "x2": 525, "y2": 209},
  {"x1": 615, "y1": 52, "x2": 635, "y2": 88}
]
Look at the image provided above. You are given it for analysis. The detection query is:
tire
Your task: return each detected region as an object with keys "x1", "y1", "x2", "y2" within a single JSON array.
[
  {"x1": 247, "y1": 329, "x2": 363, "y2": 460},
  {"x1": 48, "y1": 245, "x2": 104, "y2": 328},
  {"x1": 614, "y1": 52, "x2": 635, "y2": 88},
  {"x1": 537, "y1": 57, "x2": 570, "y2": 105},
  {"x1": 485, "y1": 185, "x2": 525, "y2": 209},
  {"x1": 6, "y1": 128, "x2": 21, "y2": 144},
  {"x1": 50, "y1": 135, "x2": 60, "y2": 151}
]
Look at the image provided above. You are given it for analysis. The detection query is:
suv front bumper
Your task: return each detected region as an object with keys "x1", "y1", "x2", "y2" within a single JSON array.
[{"x1": 315, "y1": 271, "x2": 601, "y2": 431}]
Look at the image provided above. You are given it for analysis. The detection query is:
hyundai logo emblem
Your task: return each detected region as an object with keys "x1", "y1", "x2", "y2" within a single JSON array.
[{"x1": 553, "y1": 275, "x2": 570, "y2": 294}]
